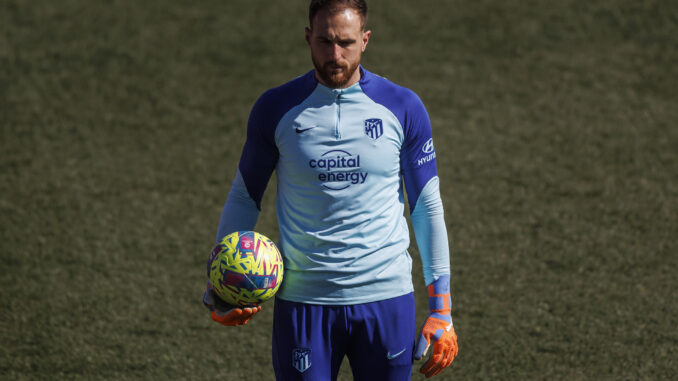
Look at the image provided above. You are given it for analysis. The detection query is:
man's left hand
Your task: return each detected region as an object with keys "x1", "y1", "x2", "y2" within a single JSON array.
[
  {"x1": 413, "y1": 275, "x2": 458, "y2": 378},
  {"x1": 202, "y1": 283, "x2": 261, "y2": 326},
  {"x1": 414, "y1": 312, "x2": 458, "y2": 377}
]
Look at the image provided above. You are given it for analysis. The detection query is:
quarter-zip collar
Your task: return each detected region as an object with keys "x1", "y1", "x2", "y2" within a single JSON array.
[{"x1": 312, "y1": 66, "x2": 370, "y2": 101}]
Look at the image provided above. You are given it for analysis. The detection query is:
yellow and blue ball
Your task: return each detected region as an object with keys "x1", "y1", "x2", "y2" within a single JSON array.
[{"x1": 208, "y1": 231, "x2": 284, "y2": 307}]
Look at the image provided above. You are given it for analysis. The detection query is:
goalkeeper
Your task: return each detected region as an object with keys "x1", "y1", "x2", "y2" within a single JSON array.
[{"x1": 203, "y1": 0, "x2": 458, "y2": 379}]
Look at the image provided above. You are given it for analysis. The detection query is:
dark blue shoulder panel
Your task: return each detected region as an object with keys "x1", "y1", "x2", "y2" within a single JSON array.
[
  {"x1": 238, "y1": 70, "x2": 318, "y2": 209},
  {"x1": 360, "y1": 68, "x2": 438, "y2": 213}
]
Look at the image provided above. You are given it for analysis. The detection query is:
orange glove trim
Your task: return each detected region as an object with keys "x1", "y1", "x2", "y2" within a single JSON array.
[{"x1": 427, "y1": 283, "x2": 452, "y2": 314}]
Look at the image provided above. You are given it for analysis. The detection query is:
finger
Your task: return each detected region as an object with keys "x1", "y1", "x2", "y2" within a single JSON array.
[
  {"x1": 434, "y1": 349, "x2": 448, "y2": 375},
  {"x1": 441, "y1": 347, "x2": 454, "y2": 369},
  {"x1": 239, "y1": 312, "x2": 253, "y2": 325},
  {"x1": 423, "y1": 360, "x2": 441, "y2": 378},
  {"x1": 428, "y1": 363, "x2": 444, "y2": 378},
  {"x1": 211, "y1": 310, "x2": 225, "y2": 324},
  {"x1": 212, "y1": 308, "x2": 243, "y2": 325},
  {"x1": 213, "y1": 304, "x2": 237, "y2": 317},
  {"x1": 212, "y1": 308, "x2": 232, "y2": 322},
  {"x1": 430, "y1": 351, "x2": 450, "y2": 377},
  {"x1": 202, "y1": 288, "x2": 215, "y2": 308},
  {"x1": 243, "y1": 305, "x2": 263, "y2": 324},
  {"x1": 242, "y1": 305, "x2": 262, "y2": 316},
  {"x1": 425, "y1": 349, "x2": 448, "y2": 378},
  {"x1": 232, "y1": 309, "x2": 246, "y2": 318},
  {"x1": 419, "y1": 351, "x2": 442, "y2": 375},
  {"x1": 413, "y1": 334, "x2": 430, "y2": 360},
  {"x1": 250, "y1": 305, "x2": 263, "y2": 314},
  {"x1": 444, "y1": 341, "x2": 458, "y2": 368},
  {"x1": 426, "y1": 364, "x2": 443, "y2": 378},
  {"x1": 239, "y1": 305, "x2": 260, "y2": 324},
  {"x1": 214, "y1": 308, "x2": 245, "y2": 321}
]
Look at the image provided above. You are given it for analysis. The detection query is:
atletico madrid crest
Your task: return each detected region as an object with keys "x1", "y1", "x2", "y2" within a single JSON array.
[
  {"x1": 293, "y1": 348, "x2": 311, "y2": 373},
  {"x1": 364, "y1": 118, "x2": 383, "y2": 140}
]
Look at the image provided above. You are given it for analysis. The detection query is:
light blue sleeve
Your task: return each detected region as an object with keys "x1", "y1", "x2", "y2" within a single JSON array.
[
  {"x1": 410, "y1": 176, "x2": 451, "y2": 285},
  {"x1": 215, "y1": 169, "x2": 260, "y2": 243}
]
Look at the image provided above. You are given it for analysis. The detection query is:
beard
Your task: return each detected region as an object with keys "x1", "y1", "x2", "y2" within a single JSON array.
[{"x1": 312, "y1": 55, "x2": 360, "y2": 88}]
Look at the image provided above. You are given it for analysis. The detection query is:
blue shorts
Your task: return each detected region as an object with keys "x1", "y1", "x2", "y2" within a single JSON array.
[{"x1": 272, "y1": 293, "x2": 416, "y2": 381}]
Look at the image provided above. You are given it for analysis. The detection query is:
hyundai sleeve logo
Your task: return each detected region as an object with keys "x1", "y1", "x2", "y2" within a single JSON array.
[{"x1": 422, "y1": 138, "x2": 435, "y2": 153}]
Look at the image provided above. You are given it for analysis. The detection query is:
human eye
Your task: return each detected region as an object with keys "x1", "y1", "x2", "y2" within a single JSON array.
[{"x1": 338, "y1": 39, "x2": 355, "y2": 48}]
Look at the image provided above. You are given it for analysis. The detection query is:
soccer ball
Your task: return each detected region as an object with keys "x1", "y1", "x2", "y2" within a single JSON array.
[{"x1": 208, "y1": 231, "x2": 284, "y2": 307}]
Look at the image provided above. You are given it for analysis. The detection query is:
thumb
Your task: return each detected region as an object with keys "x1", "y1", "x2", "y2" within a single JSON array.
[
  {"x1": 413, "y1": 333, "x2": 430, "y2": 360},
  {"x1": 213, "y1": 305, "x2": 237, "y2": 318},
  {"x1": 203, "y1": 289, "x2": 214, "y2": 306}
]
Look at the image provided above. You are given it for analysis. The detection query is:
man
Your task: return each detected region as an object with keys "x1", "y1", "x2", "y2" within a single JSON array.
[{"x1": 203, "y1": 0, "x2": 458, "y2": 379}]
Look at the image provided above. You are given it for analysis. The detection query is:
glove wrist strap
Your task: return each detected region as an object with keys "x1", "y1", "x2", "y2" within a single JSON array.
[{"x1": 427, "y1": 274, "x2": 452, "y2": 314}]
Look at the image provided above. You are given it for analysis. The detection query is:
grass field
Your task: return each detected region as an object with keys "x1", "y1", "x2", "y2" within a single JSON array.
[{"x1": 2, "y1": 0, "x2": 677, "y2": 379}]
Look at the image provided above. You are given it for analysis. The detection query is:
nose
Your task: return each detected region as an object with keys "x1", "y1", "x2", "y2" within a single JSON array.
[{"x1": 331, "y1": 43, "x2": 342, "y2": 60}]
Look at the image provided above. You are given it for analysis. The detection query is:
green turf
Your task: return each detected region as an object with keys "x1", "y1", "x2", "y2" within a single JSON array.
[{"x1": 2, "y1": 0, "x2": 677, "y2": 379}]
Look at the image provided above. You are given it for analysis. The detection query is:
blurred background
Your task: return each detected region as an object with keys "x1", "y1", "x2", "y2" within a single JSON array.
[{"x1": 2, "y1": 0, "x2": 677, "y2": 379}]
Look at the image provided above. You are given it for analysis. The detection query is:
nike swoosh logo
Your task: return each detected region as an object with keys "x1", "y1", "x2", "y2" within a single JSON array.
[
  {"x1": 445, "y1": 323, "x2": 453, "y2": 332},
  {"x1": 295, "y1": 126, "x2": 317, "y2": 133},
  {"x1": 386, "y1": 348, "x2": 406, "y2": 360}
]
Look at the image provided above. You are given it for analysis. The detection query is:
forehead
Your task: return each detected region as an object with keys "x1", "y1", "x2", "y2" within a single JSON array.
[{"x1": 311, "y1": 7, "x2": 363, "y2": 35}]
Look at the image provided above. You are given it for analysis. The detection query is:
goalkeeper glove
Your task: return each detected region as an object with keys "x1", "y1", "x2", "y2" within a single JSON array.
[
  {"x1": 414, "y1": 274, "x2": 458, "y2": 378},
  {"x1": 202, "y1": 282, "x2": 261, "y2": 326}
]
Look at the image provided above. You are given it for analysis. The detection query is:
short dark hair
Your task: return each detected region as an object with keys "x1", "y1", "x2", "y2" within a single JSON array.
[{"x1": 308, "y1": 0, "x2": 368, "y2": 30}]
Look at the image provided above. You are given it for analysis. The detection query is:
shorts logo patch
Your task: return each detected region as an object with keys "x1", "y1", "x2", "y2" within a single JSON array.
[
  {"x1": 292, "y1": 348, "x2": 311, "y2": 373},
  {"x1": 364, "y1": 118, "x2": 383, "y2": 140},
  {"x1": 387, "y1": 347, "x2": 406, "y2": 360}
]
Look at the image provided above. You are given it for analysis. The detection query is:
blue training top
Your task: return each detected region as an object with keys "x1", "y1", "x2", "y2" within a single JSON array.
[{"x1": 217, "y1": 67, "x2": 450, "y2": 304}]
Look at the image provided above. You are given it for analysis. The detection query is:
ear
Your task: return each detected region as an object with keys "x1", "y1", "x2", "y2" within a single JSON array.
[
  {"x1": 305, "y1": 27, "x2": 312, "y2": 47},
  {"x1": 361, "y1": 29, "x2": 371, "y2": 52}
]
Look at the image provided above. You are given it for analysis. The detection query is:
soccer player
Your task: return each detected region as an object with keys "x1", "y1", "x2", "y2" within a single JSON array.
[{"x1": 202, "y1": 0, "x2": 458, "y2": 379}]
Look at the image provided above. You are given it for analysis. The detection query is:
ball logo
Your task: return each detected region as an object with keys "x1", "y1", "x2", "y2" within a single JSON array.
[
  {"x1": 309, "y1": 149, "x2": 368, "y2": 190},
  {"x1": 238, "y1": 233, "x2": 254, "y2": 251}
]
